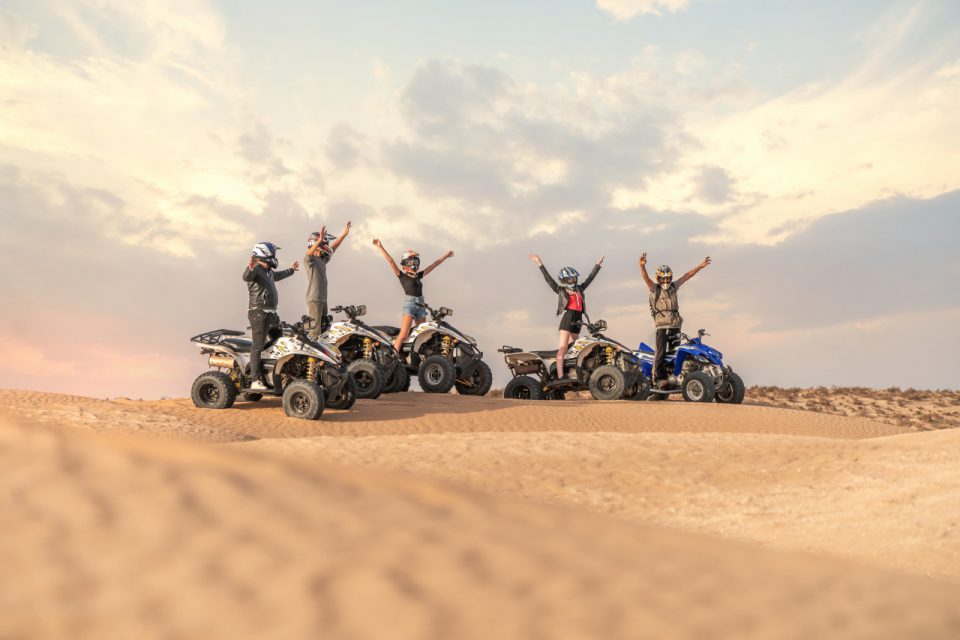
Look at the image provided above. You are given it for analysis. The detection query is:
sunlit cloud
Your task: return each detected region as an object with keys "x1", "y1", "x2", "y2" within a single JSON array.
[{"x1": 595, "y1": 0, "x2": 690, "y2": 20}]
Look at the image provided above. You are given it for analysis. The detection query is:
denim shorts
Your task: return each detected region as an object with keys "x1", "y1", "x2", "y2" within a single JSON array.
[{"x1": 402, "y1": 295, "x2": 427, "y2": 319}]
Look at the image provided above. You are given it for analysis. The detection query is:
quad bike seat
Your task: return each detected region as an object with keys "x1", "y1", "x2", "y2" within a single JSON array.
[
  {"x1": 533, "y1": 350, "x2": 561, "y2": 359},
  {"x1": 372, "y1": 325, "x2": 401, "y2": 337},
  {"x1": 220, "y1": 337, "x2": 253, "y2": 353}
]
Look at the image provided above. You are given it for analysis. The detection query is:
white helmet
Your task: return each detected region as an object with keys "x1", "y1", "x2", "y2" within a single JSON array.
[
  {"x1": 252, "y1": 242, "x2": 280, "y2": 269},
  {"x1": 400, "y1": 250, "x2": 420, "y2": 276}
]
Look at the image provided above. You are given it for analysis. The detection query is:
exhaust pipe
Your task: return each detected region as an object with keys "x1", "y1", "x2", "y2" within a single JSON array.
[{"x1": 209, "y1": 354, "x2": 236, "y2": 369}]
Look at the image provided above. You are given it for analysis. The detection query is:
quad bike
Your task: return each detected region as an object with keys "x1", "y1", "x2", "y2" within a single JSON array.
[
  {"x1": 189, "y1": 316, "x2": 356, "y2": 420},
  {"x1": 636, "y1": 328, "x2": 745, "y2": 403},
  {"x1": 499, "y1": 318, "x2": 647, "y2": 401},
  {"x1": 318, "y1": 304, "x2": 401, "y2": 400},
  {"x1": 372, "y1": 302, "x2": 492, "y2": 395}
]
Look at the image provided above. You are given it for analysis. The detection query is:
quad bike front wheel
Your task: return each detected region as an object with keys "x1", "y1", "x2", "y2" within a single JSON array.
[
  {"x1": 282, "y1": 380, "x2": 325, "y2": 420},
  {"x1": 383, "y1": 365, "x2": 411, "y2": 393},
  {"x1": 347, "y1": 358, "x2": 384, "y2": 400},
  {"x1": 715, "y1": 371, "x2": 745, "y2": 404},
  {"x1": 503, "y1": 375, "x2": 545, "y2": 400},
  {"x1": 191, "y1": 371, "x2": 237, "y2": 410},
  {"x1": 326, "y1": 375, "x2": 358, "y2": 410},
  {"x1": 589, "y1": 365, "x2": 627, "y2": 401},
  {"x1": 418, "y1": 355, "x2": 456, "y2": 393},
  {"x1": 681, "y1": 371, "x2": 716, "y2": 403},
  {"x1": 455, "y1": 361, "x2": 493, "y2": 396}
]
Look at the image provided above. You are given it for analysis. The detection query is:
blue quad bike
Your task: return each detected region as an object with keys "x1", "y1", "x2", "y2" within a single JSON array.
[{"x1": 636, "y1": 329, "x2": 745, "y2": 403}]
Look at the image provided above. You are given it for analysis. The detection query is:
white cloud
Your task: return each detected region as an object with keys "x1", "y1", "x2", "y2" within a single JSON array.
[
  {"x1": 596, "y1": 0, "x2": 690, "y2": 21},
  {"x1": 609, "y1": 9, "x2": 960, "y2": 244}
]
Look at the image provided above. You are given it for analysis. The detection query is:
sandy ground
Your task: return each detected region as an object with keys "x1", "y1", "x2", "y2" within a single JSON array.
[
  {"x1": 1, "y1": 388, "x2": 958, "y2": 639},
  {"x1": 748, "y1": 386, "x2": 960, "y2": 431}
]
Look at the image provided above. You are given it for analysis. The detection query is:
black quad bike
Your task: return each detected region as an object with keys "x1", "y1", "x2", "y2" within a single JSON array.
[
  {"x1": 317, "y1": 304, "x2": 402, "y2": 400},
  {"x1": 499, "y1": 318, "x2": 648, "y2": 401},
  {"x1": 372, "y1": 302, "x2": 492, "y2": 396},
  {"x1": 189, "y1": 316, "x2": 357, "y2": 420}
]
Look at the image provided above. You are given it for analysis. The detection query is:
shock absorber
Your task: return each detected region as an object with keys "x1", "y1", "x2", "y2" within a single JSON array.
[
  {"x1": 605, "y1": 346, "x2": 615, "y2": 366},
  {"x1": 362, "y1": 337, "x2": 373, "y2": 359},
  {"x1": 441, "y1": 335, "x2": 452, "y2": 358},
  {"x1": 305, "y1": 357, "x2": 318, "y2": 382}
]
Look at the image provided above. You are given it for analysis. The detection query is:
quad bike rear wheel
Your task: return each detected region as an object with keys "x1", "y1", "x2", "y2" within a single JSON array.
[
  {"x1": 625, "y1": 377, "x2": 651, "y2": 401},
  {"x1": 383, "y1": 365, "x2": 411, "y2": 393},
  {"x1": 191, "y1": 371, "x2": 237, "y2": 410},
  {"x1": 348, "y1": 358, "x2": 384, "y2": 400},
  {"x1": 455, "y1": 361, "x2": 493, "y2": 396},
  {"x1": 715, "y1": 371, "x2": 745, "y2": 404},
  {"x1": 503, "y1": 375, "x2": 545, "y2": 400},
  {"x1": 589, "y1": 365, "x2": 627, "y2": 401},
  {"x1": 681, "y1": 371, "x2": 715, "y2": 403},
  {"x1": 282, "y1": 380, "x2": 325, "y2": 420},
  {"x1": 326, "y1": 375, "x2": 358, "y2": 410},
  {"x1": 418, "y1": 355, "x2": 457, "y2": 393}
]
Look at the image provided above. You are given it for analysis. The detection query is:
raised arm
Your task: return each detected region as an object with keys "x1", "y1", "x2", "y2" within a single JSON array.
[
  {"x1": 676, "y1": 256, "x2": 712, "y2": 287},
  {"x1": 330, "y1": 221, "x2": 351, "y2": 252},
  {"x1": 307, "y1": 225, "x2": 327, "y2": 255},
  {"x1": 243, "y1": 257, "x2": 268, "y2": 283},
  {"x1": 422, "y1": 250, "x2": 454, "y2": 277},
  {"x1": 529, "y1": 254, "x2": 559, "y2": 293},
  {"x1": 581, "y1": 256, "x2": 604, "y2": 290},
  {"x1": 639, "y1": 252, "x2": 655, "y2": 291},
  {"x1": 372, "y1": 238, "x2": 401, "y2": 276}
]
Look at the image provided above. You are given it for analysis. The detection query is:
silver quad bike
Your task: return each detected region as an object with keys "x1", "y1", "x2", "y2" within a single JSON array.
[
  {"x1": 189, "y1": 316, "x2": 355, "y2": 420},
  {"x1": 372, "y1": 302, "x2": 492, "y2": 395},
  {"x1": 499, "y1": 318, "x2": 648, "y2": 401},
  {"x1": 319, "y1": 304, "x2": 402, "y2": 400}
]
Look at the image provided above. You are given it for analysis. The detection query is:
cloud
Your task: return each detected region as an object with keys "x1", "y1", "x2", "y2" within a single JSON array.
[
  {"x1": 596, "y1": 0, "x2": 690, "y2": 20},
  {"x1": 610, "y1": 4, "x2": 960, "y2": 244}
]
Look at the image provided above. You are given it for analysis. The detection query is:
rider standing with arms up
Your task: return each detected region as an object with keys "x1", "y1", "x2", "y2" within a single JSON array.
[
  {"x1": 372, "y1": 238, "x2": 454, "y2": 353},
  {"x1": 304, "y1": 221, "x2": 351, "y2": 339},
  {"x1": 639, "y1": 252, "x2": 711, "y2": 389},
  {"x1": 528, "y1": 253, "x2": 604, "y2": 380},
  {"x1": 243, "y1": 242, "x2": 299, "y2": 391}
]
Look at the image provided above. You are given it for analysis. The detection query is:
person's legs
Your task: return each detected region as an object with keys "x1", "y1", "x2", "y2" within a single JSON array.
[
  {"x1": 654, "y1": 328, "x2": 679, "y2": 385},
  {"x1": 307, "y1": 300, "x2": 323, "y2": 339},
  {"x1": 557, "y1": 330, "x2": 574, "y2": 378},
  {"x1": 248, "y1": 310, "x2": 268, "y2": 386},
  {"x1": 393, "y1": 314, "x2": 415, "y2": 353}
]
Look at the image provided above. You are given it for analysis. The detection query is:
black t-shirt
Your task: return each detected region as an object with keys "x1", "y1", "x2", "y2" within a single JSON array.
[{"x1": 398, "y1": 271, "x2": 424, "y2": 296}]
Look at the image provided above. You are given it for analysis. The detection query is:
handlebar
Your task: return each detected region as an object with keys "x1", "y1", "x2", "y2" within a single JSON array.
[
  {"x1": 331, "y1": 304, "x2": 367, "y2": 320},
  {"x1": 417, "y1": 301, "x2": 453, "y2": 322},
  {"x1": 498, "y1": 345, "x2": 522, "y2": 354}
]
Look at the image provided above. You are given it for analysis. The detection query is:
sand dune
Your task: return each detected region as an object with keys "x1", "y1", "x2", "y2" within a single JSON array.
[{"x1": 1, "y1": 389, "x2": 958, "y2": 639}]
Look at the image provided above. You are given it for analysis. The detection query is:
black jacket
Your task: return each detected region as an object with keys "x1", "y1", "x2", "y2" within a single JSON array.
[
  {"x1": 243, "y1": 265, "x2": 294, "y2": 311},
  {"x1": 539, "y1": 263, "x2": 601, "y2": 316}
]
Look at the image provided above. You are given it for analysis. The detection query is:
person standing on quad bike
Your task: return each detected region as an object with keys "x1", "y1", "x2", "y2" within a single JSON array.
[
  {"x1": 304, "y1": 221, "x2": 351, "y2": 339},
  {"x1": 528, "y1": 253, "x2": 604, "y2": 379},
  {"x1": 372, "y1": 238, "x2": 455, "y2": 353},
  {"x1": 639, "y1": 252, "x2": 711, "y2": 388},
  {"x1": 243, "y1": 242, "x2": 299, "y2": 391}
]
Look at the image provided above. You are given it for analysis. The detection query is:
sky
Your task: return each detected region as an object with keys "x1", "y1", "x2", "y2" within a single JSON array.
[{"x1": 0, "y1": 0, "x2": 958, "y2": 398}]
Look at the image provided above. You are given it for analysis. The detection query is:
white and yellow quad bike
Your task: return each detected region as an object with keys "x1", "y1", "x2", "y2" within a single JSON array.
[
  {"x1": 499, "y1": 318, "x2": 648, "y2": 401},
  {"x1": 189, "y1": 317, "x2": 353, "y2": 420},
  {"x1": 372, "y1": 302, "x2": 492, "y2": 395},
  {"x1": 319, "y1": 304, "x2": 402, "y2": 400}
]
